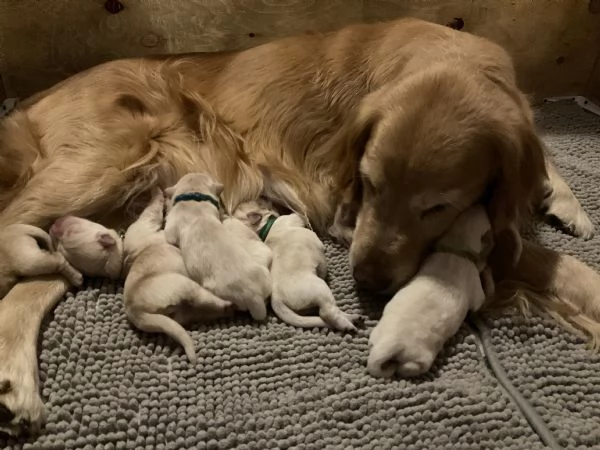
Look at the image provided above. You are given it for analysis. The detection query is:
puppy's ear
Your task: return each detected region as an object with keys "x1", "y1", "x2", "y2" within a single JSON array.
[
  {"x1": 164, "y1": 186, "x2": 175, "y2": 199},
  {"x1": 97, "y1": 232, "x2": 117, "y2": 248},
  {"x1": 213, "y1": 181, "x2": 224, "y2": 197},
  {"x1": 247, "y1": 212, "x2": 263, "y2": 226},
  {"x1": 487, "y1": 124, "x2": 546, "y2": 266},
  {"x1": 258, "y1": 164, "x2": 305, "y2": 214}
]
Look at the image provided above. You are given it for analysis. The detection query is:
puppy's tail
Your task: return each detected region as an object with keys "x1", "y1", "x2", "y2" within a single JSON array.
[
  {"x1": 128, "y1": 310, "x2": 196, "y2": 363},
  {"x1": 488, "y1": 240, "x2": 600, "y2": 349},
  {"x1": 271, "y1": 294, "x2": 329, "y2": 329}
]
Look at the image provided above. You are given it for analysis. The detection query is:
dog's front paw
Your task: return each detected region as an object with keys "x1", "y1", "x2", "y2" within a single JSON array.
[
  {"x1": 541, "y1": 191, "x2": 595, "y2": 240},
  {"x1": 367, "y1": 321, "x2": 436, "y2": 378},
  {"x1": 0, "y1": 359, "x2": 45, "y2": 436},
  {"x1": 327, "y1": 222, "x2": 354, "y2": 247}
]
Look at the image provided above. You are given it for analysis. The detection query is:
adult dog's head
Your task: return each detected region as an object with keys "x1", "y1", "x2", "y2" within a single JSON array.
[{"x1": 346, "y1": 67, "x2": 546, "y2": 292}]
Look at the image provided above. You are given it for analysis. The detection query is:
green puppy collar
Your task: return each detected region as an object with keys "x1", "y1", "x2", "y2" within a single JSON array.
[
  {"x1": 258, "y1": 215, "x2": 278, "y2": 242},
  {"x1": 173, "y1": 192, "x2": 220, "y2": 209}
]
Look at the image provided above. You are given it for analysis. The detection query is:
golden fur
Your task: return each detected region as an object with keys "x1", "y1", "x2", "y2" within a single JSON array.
[{"x1": 0, "y1": 19, "x2": 599, "y2": 428}]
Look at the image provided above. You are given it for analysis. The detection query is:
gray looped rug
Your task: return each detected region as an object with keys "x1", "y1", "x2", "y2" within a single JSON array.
[{"x1": 1, "y1": 101, "x2": 600, "y2": 450}]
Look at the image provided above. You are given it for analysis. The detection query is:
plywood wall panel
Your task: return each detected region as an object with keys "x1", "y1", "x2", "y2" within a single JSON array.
[{"x1": 0, "y1": 0, "x2": 599, "y2": 101}]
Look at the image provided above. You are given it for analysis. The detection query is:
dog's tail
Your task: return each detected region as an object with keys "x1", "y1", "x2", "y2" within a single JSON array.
[
  {"x1": 127, "y1": 309, "x2": 197, "y2": 363},
  {"x1": 489, "y1": 240, "x2": 600, "y2": 349}
]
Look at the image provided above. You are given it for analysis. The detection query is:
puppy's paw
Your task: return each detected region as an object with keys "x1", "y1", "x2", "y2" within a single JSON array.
[
  {"x1": 325, "y1": 311, "x2": 364, "y2": 332},
  {"x1": 247, "y1": 300, "x2": 267, "y2": 322},
  {"x1": 367, "y1": 321, "x2": 436, "y2": 378},
  {"x1": 69, "y1": 270, "x2": 84, "y2": 287},
  {"x1": 0, "y1": 360, "x2": 45, "y2": 436},
  {"x1": 541, "y1": 191, "x2": 594, "y2": 240}
]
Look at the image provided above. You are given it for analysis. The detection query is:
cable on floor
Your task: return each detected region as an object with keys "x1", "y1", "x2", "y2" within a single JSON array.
[{"x1": 467, "y1": 313, "x2": 563, "y2": 450}]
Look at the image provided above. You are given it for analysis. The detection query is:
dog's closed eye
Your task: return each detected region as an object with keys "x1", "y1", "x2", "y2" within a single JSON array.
[{"x1": 420, "y1": 203, "x2": 449, "y2": 219}]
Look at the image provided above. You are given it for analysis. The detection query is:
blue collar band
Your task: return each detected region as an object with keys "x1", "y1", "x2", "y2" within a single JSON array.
[{"x1": 173, "y1": 192, "x2": 220, "y2": 209}]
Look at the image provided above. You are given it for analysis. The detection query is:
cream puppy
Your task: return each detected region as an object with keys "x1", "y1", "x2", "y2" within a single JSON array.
[
  {"x1": 222, "y1": 215, "x2": 273, "y2": 272},
  {"x1": 164, "y1": 173, "x2": 270, "y2": 321},
  {"x1": 0, "y1": 224, "x2": 82, "y2": 297},
  {"x1": 124, "y1": 188, "x2": 233, "y2": 363},
  {"x1": 367, "y1": 204, "x2": 494, "y2": 378},
  {"x1": 49, "y1": 216, "x2": 124, "y2": 280},
  {"x1": 235, "y1": 199, "x2": 360, "y2": 331}
]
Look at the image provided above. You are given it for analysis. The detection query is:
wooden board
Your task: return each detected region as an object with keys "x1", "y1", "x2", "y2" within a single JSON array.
[
  {"x1": 585, "y1": 45, "x2": 600, "y2": 103},
  {"x1": 0, "y1": 0, "x2": 599, "y2": 101}
]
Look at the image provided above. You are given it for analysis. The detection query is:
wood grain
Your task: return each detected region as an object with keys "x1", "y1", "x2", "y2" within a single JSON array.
[{"x1": 0, "y1": 0, "x2": 599, "y2": 101}]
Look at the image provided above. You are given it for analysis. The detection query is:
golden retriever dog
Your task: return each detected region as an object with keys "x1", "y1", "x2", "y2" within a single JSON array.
[{"x1": 0, "y1": 17, "x2": 598, "y2": 434}]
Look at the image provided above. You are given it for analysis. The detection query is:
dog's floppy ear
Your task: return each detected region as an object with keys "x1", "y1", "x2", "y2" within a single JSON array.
[
  {"x1": 487, "y1": 124, "x2": 546, "y2": 266},
  {"x1": 334, "y1": 97, "x2": 381, "y2": 227}
]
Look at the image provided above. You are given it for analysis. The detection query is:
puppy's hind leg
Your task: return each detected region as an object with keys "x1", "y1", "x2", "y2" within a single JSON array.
[
  {"x1": 124, "y1": 188, "x2": 165, "y2": 243},
  {"x1": 315, "y1": 279, "x2": 360, "y2": 332},
  {"x1": 179, "y1": 278, "x2": 234, "y2": 320}
]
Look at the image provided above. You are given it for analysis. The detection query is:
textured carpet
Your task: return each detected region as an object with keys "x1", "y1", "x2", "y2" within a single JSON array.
[{"x1": 1, "y1": 101, "x2": 600, "y2": 450}]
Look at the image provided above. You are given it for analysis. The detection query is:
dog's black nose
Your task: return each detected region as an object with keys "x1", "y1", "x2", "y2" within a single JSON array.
[{"x1": 352, "y1": 265, "x2": 392, "y2": 292}]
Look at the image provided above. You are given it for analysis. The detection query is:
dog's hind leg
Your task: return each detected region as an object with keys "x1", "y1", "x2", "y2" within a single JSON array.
[
  {"x1": 12, "y1": 249, "x2": 83, "y2": 288},
  {"x1": 0, "y1": 276, "x2": 69, "y2": 436},
  {"x1": 539, "y1": 158, "x2": 594, "y2": 239},
  {"x1": 0, "y1": 156, "x2": 146, "y2": 230}
]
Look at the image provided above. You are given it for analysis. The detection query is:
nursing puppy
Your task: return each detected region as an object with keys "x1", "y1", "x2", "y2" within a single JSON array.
[
  {"x1": 0, "y1": 224, "x2": 82, "y2": 298},
  {"x1": 49, "y1": 216, "x2": 124, "y2": 280},
  {"x1": 124, "y1": 188, "x2": 233, "y2": 363},
  {"x1": 368, "y1": 205, "x2": 494, "y2": 378},
  {"x1": 222, "y1": 215, "x2": 272, "y2": 273},
  {"x1": 235, "y1": 199, "x2": 359, "y2": 331},
  {"x1": 164, "y1": 173, "x2": 270, "y2": 321}
]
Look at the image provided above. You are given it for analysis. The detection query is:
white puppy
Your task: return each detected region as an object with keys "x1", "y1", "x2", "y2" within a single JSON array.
[
  {"x1": 235, "y1": 199, "x2": 360, "y2": 331},
  {"x1": 49, "y1": 216, "x2": 124, "y2": 280},
  {"x1": 367, "y1": 204, "x2": 494, "y2": 378},
  {"x1": 222, "y1": 215, "x2": 273, "y2": 272},
  {"x1": 0, "y1": 224, "x2": 82, "y2": 297},
  {"x1": 124, "y1": 188, "x2": 233, "y2": 363},
  {"x1": 164, "y1": 173, "x2": 270, "y2": 321}
]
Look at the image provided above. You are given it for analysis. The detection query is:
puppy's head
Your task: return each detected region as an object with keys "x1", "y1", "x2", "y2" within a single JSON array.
[
  {"x1": 50, "y1": 216, "x2": 123, "y2": 279},
  {"x1": 436, "y1": 204, "x2": 493, "y2": 269},
  {"x1": 165, "y1": 172, "x2": 224, "y2": 211},
  {"x1": 167, "y1": 173, "x2": 223, "y2": 198},
  {"x1": 233, "y1": 198, "x2": 278, "y2": 232},
  {"x1": 347, "y1": 68, "x2": 546, "y2": 292}
]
